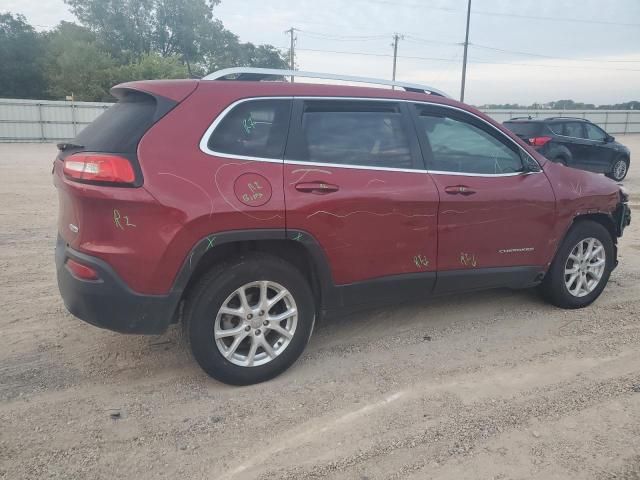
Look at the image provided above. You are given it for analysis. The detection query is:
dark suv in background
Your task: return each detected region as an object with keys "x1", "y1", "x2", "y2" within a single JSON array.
[{"x1": 503, "y1": 117, "x2": 631, "y2": 181}]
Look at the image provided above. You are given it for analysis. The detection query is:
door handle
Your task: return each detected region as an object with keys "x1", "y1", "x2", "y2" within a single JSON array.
[
  {"x1": 295, "y1": 182, "x2": 339, "y2": 194},
  {"x1": 444, "y1": 185, "x2": 476, "y2": 195}
]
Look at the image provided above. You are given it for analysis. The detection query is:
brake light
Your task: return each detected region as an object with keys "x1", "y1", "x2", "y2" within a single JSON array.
[
  {"x1": 63, "y1": 154, "x2": 135, "y2": 184},
  {"x1": 66, "y1": 258, "x2": 99, "y2": 280},
  {"x1": 528, "y1": 136, "x2": 552, "y2": 147}
]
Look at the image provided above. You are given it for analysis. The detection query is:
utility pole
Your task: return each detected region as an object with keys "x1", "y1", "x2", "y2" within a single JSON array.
[
  {"x1": 391, "y1": 33, "x2": 403, "y2": 88},
  {"x1": 460, "y1": 0, "x2": 472, "y2": 102},
  {"x1": 285, "y1": 27, "x2": 297, "y2": 82}
]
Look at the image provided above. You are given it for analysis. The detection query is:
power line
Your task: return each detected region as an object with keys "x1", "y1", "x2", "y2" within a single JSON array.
[
  {"x1": 286, "y1": 46, "x2": 640, "y2": 73},
  {"x1": 403, "y1": 35, "x2": 460, "y2": 47},
  {"x1": 470, "y1": 9, "x2": 640, "y2": 27},
  {"x1": 471, "y1": 43, "x2": 640, "y2": 64},
  {"x1": 469, "y1": 56, "x2": 640, "y2": 73},
  {"x1": 292, "y1": 46, "x2": 460, "y2": 63},
  {"x1": 364, "y1": 0, "x2": 640, "y2": 27},
  {"x1": 297, "y1": 29, "x2": 389, "y2": 41}
]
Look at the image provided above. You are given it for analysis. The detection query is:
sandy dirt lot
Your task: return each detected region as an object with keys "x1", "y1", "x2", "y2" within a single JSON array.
[{"x1": 1, "y1": 138, "x2": 639, "y2": 480}]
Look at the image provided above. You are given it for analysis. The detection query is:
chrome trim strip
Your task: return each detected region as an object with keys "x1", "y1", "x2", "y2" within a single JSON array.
[
  {"x1": 199, "y1": 95, "x2": 542, "y2": 177},
  {"x1": 202, "y1": 67, "x2": 451, "y2": 98},
  {"x1": 283, "y1": 159, "x2": 426, "y2": 174},
  {"x1": 428, "y1": 170, "x2": 528, "y2": 177}
]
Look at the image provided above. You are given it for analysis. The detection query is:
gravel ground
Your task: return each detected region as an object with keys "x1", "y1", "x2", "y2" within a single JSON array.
[{"x1": 1, "y1": 139, "x2": 639, "y2": 480}]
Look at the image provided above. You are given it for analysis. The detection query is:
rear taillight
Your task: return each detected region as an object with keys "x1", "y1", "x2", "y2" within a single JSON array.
[
  {"x1": 66, "y1": 259, "x2": 99, "y2": 281},
  {"x1": 63, "y1": 153, "x2": 135, "y2": 184},
  {"x1": 528, "y1": 136, "x2": 552, "y2": 147}
]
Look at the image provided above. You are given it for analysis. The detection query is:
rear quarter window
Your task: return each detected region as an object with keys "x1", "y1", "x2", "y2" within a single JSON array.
[
  {"x1": 547, "y1": 122, "x2": 565, "y2": 135},
  {"x1": 206, "y1": 99, "x2": 292, "y2": 159}
]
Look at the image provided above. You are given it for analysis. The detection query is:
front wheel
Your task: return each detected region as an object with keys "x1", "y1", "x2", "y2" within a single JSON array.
[
  {"x1": 184, "y1": 253, "x2": 315, "y2": 385},
  {"x1": 607, "y1": 157, "x2": 629, "y2": 182},
  {"x1": 540, "y1": 220, "x2": 615, "y2": 309}
]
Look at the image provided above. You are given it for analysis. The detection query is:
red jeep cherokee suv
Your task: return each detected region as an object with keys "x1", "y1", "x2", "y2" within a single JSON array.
[{"x1": 54, "y1": 68, "x2": 631, "y2": 385}]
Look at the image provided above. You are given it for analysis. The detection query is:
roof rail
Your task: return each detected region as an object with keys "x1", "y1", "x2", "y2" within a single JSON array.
[
  {"x1": 546, "y1": 116, "x2": 588, "y2": 121},
  {"x1": 202, "y1": 67, "x2": 451, "y2": 98},
  {"x1": 507, "y1": 116, "x2": 534, "y2": 121}
]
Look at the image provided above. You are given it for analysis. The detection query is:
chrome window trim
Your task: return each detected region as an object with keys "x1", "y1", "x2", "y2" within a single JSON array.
[
  {"x1": 549, "y1": 117, "x2": 609, "y2": 143},
  {"x1": 199, "y1": 95, "x2": 542, "y2": 177},
  {"x1": 283, "y1": 159, "x2": 428, "y2": 174},
  {"x1": 551, "y1": 121, "x2": 597, "y2": 141}
]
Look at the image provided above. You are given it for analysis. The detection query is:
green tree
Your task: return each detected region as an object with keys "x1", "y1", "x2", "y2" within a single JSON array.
[
  {"x1": 0, "y1": 13, "x2": 47, "y2": 98},
  {"x1": 44, "y1": 22, "x2": 117, "y2": 101},
  {"x1": 64, "y1": 0, "x2": 287, "y2": 74},
  {"x1": 63, "y1": 0, "x2": 155, "y2": 61},
  {"x1": 113, "y1": 53, "x2": 188, "y2": 83}
]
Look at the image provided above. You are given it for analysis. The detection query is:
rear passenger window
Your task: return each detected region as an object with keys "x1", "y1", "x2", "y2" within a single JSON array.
[
  {"x1": 548, "y1": 122, "x2": 565, "y2": 135},
  {"x1": 296, "y1": 101, "x2": 414, "y2": 169},
  {"x1": 414, "y1": 107, "x2": 523, "y2": 175},
  {"x1": 207, "y1": 99, "x2": 291, "y2": 159},
  {"x1": 564, "y1": 122, "x2": 585, "y2": 139}
]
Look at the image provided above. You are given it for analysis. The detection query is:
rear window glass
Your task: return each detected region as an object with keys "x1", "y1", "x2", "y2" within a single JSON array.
[
  {"x1": 207, "y1": 99, "x2": 292, "y2": 159},
  {"x1": 503, "y1": 121, "x2": 542, "y2": 137},
  {"x1": 75, "y1": 91, "x2": 158, "y2": 153}
]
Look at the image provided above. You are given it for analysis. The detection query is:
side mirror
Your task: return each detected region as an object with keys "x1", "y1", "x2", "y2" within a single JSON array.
[{"x1": 605, "y1": 135, "x2": 615, "y2": 143}]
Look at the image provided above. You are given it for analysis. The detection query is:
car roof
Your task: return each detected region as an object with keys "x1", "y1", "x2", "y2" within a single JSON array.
[{"x1": 505, "y1": 116, "x2": 590, "y2": 124}]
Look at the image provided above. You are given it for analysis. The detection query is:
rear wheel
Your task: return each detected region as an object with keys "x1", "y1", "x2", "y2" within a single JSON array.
[
  {"x1": 540, "y1": 220, "x2": 614, "y2": 309},
  {"x1": 607, "y1": 157, "x2": 629, "y2": 182},
  {"x1": 552, "y1": 155, "x2": 568, "y2": 166},
  {"x1": 184, "y1": 253, "x2": 315, "y2": 385}
]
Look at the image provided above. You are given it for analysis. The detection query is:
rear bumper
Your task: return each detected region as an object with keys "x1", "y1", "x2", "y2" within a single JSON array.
[{"x1": 55, "y1": 235, "x2": 180, "y2": 334}]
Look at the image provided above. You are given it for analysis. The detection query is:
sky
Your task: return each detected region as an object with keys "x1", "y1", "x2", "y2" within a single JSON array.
[{"x1": 3, "y1": 0, "x2": 640, "y2": 105}]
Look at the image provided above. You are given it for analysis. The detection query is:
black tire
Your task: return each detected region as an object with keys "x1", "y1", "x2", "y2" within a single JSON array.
[
  {"x1": 184, "y1": 252, "x2": 315, "y2": 385},
  {"x1": 606, "y1": 156, "x2": 629, "y2": 182},
  {"x1": 539, "y1": 220, "x2": 615, "y2": 309}
]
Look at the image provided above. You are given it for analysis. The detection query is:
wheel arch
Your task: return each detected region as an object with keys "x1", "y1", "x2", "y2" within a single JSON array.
[
  {"x1": 550, "y1": 213, "x2": 619, "y2": 272},
  {"x1": 571, "y1": 213, "x2": 617, "y2": 242},
  {"x1": 550, "y1": 145, "x2": 572, "y2": 163},
  {"x1": 546, "y1": 212, "x2": 618, "y2": 275},
  {"x1": 611, "y1": 152, "x2": 630, "y2": 169},
  {"x1": 171, "y1": 229, "x2": 335, "y2": 322}
]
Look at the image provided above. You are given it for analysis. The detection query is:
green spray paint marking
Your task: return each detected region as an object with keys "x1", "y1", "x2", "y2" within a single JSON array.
[
  {"x1": 206, "y1": 236, "x2": 216, "y2": 250},
  {"x1": 242, "y1": 116, "x2": 256, "y2": 134},
  {"x1": 413, "y1": 254, "x2": 429, "y2": 269}
]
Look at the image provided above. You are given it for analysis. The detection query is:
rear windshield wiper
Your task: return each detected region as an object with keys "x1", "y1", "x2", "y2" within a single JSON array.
[{"x1": 57, "y1": 142, "x2": 84, "y2": 151}]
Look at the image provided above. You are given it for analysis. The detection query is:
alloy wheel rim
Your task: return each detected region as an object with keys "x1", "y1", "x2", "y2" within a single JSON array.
[
  {"x1": 614, "y1": 160, "x2": 627, "y2": 180},
  {"x1": 564, "y1": 237, "x2": 606, "y2": 297},
  {"x1": 214, "y1": 281, "x2": 298, "y2": 367}
]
